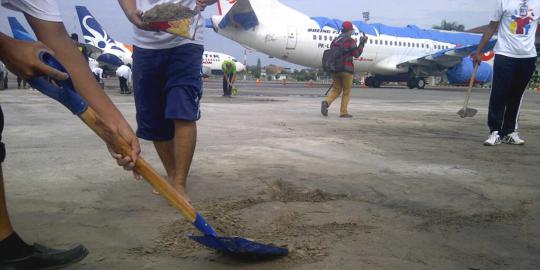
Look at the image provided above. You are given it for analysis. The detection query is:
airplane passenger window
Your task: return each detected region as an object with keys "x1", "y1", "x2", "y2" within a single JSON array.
[
  {"x1": 408, "y1": 42, "x2": 411, "y2": 47},
  {"x1": 398, "y1": 42, "x2": 402, "y2": 46},
  {"x1": 385, "y1": 41, "x2": 388, "y2": 46},
  {"x1": 324, "y1": 36, "x2": 327, "y2": 41},
  {"x1": 319, "y1": 35, "x2": 322, "y2": 40},
  {"x1": 313, "y1": 35, "x2": 316, "y2": 40}
]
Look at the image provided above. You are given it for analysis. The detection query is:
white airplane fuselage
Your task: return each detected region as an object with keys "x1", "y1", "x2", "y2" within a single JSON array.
[
  {"x1": 210, "y1": 0, "x2": 494, "y2": 86},
  {"x1": 212, "y1": 15, "x2": 456, "y2": 76}
]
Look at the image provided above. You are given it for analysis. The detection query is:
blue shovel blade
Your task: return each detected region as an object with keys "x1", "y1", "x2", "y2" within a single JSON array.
[
  {"x1": 189, "y1": 235, "x2": 288, "y2": 257},
  {"x1": 190, "y1": 213, "x2": 288, "y2": 257}
]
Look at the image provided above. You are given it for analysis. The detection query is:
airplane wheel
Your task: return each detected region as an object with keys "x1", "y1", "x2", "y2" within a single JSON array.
[
  {"x1": 416, "y1": 78, "x2": 426, "y2": 89},
  {"x1": 365, "y1": 77, "x2": 373, "y2": 87}
]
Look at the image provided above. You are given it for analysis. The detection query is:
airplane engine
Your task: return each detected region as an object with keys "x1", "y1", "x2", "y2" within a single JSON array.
[
  {"x1": 447, "y1": 57, "x2": 492, "y2": 85},
  {"x1": 96, "y1": 53, "x2": 124, "y2": 68}
]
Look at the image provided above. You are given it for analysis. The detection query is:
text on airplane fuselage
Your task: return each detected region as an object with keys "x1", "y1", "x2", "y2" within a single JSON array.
[{"x1": 308, "y1": 28, "x2": 360, "y2": 36}]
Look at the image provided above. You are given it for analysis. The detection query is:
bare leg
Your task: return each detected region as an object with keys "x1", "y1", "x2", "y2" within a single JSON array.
[
  {"x1": 172, "y1": 120, "x2": 197, "y2": 197},
  {"x1": 0, "y1": 165, "x2": 13, "y2": 241},
  {"x1": 153, "y1": 140, "x2": 175, "y2": 194}
]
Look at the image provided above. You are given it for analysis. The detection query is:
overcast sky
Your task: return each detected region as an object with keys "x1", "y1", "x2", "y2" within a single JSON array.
[{"x1": 0, "y1": 0, "x2": 496, "y2": 68}]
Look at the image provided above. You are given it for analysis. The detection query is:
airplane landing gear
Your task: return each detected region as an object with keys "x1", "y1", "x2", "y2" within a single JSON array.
[
  {"x1": 365, "y1": 76, "x2": 381, "y2": 88},
  {"x1": 407, "y1": 78, "x2": 426, "y2": 89}
]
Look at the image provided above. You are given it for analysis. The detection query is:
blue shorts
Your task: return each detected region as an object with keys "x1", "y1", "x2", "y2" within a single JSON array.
[{"x1": 133, "y1": 43, "x2": 203, "y2": 141}]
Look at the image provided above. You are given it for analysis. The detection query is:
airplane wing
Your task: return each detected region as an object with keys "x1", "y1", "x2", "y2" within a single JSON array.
[{"x1": 397, "y1": 39, "x2": 497, "y2": 75}]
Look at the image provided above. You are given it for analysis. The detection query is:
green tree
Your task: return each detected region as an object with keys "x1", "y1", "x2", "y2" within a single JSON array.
[
  {"x1": 254, "y1": 58, "x2": 262, "y2": 79},
  {"x1": 433, "y1": 20, "x2": 465, "y2": 32}
]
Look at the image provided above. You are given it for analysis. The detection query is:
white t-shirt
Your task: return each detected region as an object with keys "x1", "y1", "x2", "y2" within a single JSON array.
[
  {"x1": 91, "y1": 67, "x2": 103, "y2": 79},
  {"x1": 1, "y1": 0, "x2": 61, "y2": 22},
  {"x1": 133, "y1": 0, "x2": 204, "y2": 49},
  {"x1": 492, "y1": 0, "x2": 540, "y2": 58},
  {"x1": 116, "y1": 65, "x2": 132, "y2": 80}
]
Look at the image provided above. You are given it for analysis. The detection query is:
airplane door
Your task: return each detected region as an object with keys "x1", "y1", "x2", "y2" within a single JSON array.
[{"x1": 286, "y1": 26, "x2": 297, "y2": 50}]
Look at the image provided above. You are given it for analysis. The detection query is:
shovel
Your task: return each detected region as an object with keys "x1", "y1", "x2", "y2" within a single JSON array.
[
  {"x1": 457, "y1": 63, "x2": 479, "y2": 118},
  {"x1": 28, "y1": 53, "x2": 288, "y2": 258}
]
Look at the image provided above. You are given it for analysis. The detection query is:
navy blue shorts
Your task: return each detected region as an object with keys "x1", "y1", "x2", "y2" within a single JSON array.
[{"x1": 133, "y1": 43, "x2": 203, "y2": 141}]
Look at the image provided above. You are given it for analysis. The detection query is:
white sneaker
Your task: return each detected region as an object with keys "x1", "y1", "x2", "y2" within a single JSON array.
[
  {"x1": 484, "y1": 131, "x2": 501, "y2": 146},
  {"x1": 502, "y1": 132, "x2": 525, "y2": 145}
]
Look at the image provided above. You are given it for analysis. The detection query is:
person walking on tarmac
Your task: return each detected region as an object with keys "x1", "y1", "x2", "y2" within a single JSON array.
[
  {"x1": 321, "y1": 21, "x2": 367, "y2": 118},
  {"x1": 474, "y1": 0, "x2": 540, "y2": 146},
  {"x1": 222, "y1": 59, "x2": 236, "y2": 97}
]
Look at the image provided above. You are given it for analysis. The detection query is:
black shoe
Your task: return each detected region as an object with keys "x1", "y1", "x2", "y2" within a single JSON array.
[
  {"x1": 339, "y1": 114, "x2": 353, "y2": 118},
  {"x1": 321, "y1": 101, "x2": 329, "y2": 116},
  {"x1": 1, "y1": 243, "x2": 88, "y2": 269}
]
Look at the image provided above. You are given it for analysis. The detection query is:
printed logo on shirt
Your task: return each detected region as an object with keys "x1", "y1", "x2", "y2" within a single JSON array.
[{"x1": 510, "y1": 1, "x2": 535, "y2": 35}]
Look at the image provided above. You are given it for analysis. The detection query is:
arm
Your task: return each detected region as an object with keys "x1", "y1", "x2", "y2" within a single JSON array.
[
  {"x1": 23, "y1": 14, "x2": 140, "y2": 171},
  {"x1": 0, "y1": 33, "x2": 68, "y2": 80},
  {"x1": 118, "y1": 0, "x2": 151, "y2": 30},
  {"x1": 343, "y1": 37, "x2": 365, "y2": 58},
  {"x1": 473, "y1": 21, "x2": 499, "y2": 65}
]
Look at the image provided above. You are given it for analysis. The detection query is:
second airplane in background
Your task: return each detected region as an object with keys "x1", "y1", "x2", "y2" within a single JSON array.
[{"x1": 75, "y1": 6, "x2": 245, "y2": 76}]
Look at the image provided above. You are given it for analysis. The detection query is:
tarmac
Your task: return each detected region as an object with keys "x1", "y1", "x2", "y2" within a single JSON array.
[{"x1": 1, "y1": 78, "x2": 539, "y2": 270}]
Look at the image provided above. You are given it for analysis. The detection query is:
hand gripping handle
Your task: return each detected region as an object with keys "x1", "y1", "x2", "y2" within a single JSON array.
[{"x1": 27, "y1": 52, "x2": 88, "y2": 115}]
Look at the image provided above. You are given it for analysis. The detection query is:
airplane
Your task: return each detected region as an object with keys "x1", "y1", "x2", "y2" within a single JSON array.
[
  {"x1": 75, "y1": 6, "x2": 245, "y2": 76},
  {"x1": 209, "y1": 0, "x2": 497, "y2": 89}
]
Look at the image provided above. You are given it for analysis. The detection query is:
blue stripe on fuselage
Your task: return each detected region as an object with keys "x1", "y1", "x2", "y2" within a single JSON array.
[{"x1": 311, "y1": 17, "x2": 482, "y2": 45}]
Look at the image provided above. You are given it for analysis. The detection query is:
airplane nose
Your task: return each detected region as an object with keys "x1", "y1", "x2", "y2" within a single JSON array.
[{"x1": 236, "y1": 62, "x2": 246, "y2": 72}]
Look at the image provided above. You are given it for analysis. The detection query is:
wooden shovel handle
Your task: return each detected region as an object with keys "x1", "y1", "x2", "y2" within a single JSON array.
[
  {"x1": 462, "y1": 63, "x2": 479, "y2": 110},
  {"x1": 78, "y1": 107, "x2": 197, "y2": 222}
]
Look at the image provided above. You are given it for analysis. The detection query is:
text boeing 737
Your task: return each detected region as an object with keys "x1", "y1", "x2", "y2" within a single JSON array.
[
  {"x1": 210, "y1": 0, "x2": 496, "y2": 88},
  {"x1": 75, "y1": 6, "x2": 244, "y2": 75}
]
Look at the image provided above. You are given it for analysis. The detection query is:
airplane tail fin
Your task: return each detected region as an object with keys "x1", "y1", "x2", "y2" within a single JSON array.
[
  {"x1": 217, "y1": 0, "x2": 237, "y2": 16},
  {"x1": 215, "y1": 0, "x2": 307, "y2": 30},
  {"x1": 8, "y1": 17, "x2": 34, "y2": 41},
  {"x1": 217, "y1": 0, "x2": 259, "y2": 30},
  {"x1": 75, "y1": 6, "x2": 118, "y2": 47},
  {"x1": 75, "y1": 6, "x2": 132, "y2": 54}
]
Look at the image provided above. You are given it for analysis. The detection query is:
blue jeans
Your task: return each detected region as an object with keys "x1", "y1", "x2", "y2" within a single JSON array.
[{"x1": 222, "y1": 74, "x2": 233, "y2": 96}]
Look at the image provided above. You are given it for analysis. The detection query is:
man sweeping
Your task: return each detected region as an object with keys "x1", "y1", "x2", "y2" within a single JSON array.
[
  {"x1": 222, "y1": 59, "x2": 236, "y2": 97},
  {"x1": 474, "y1": 0, "x2": 540, "y2": 146}
]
